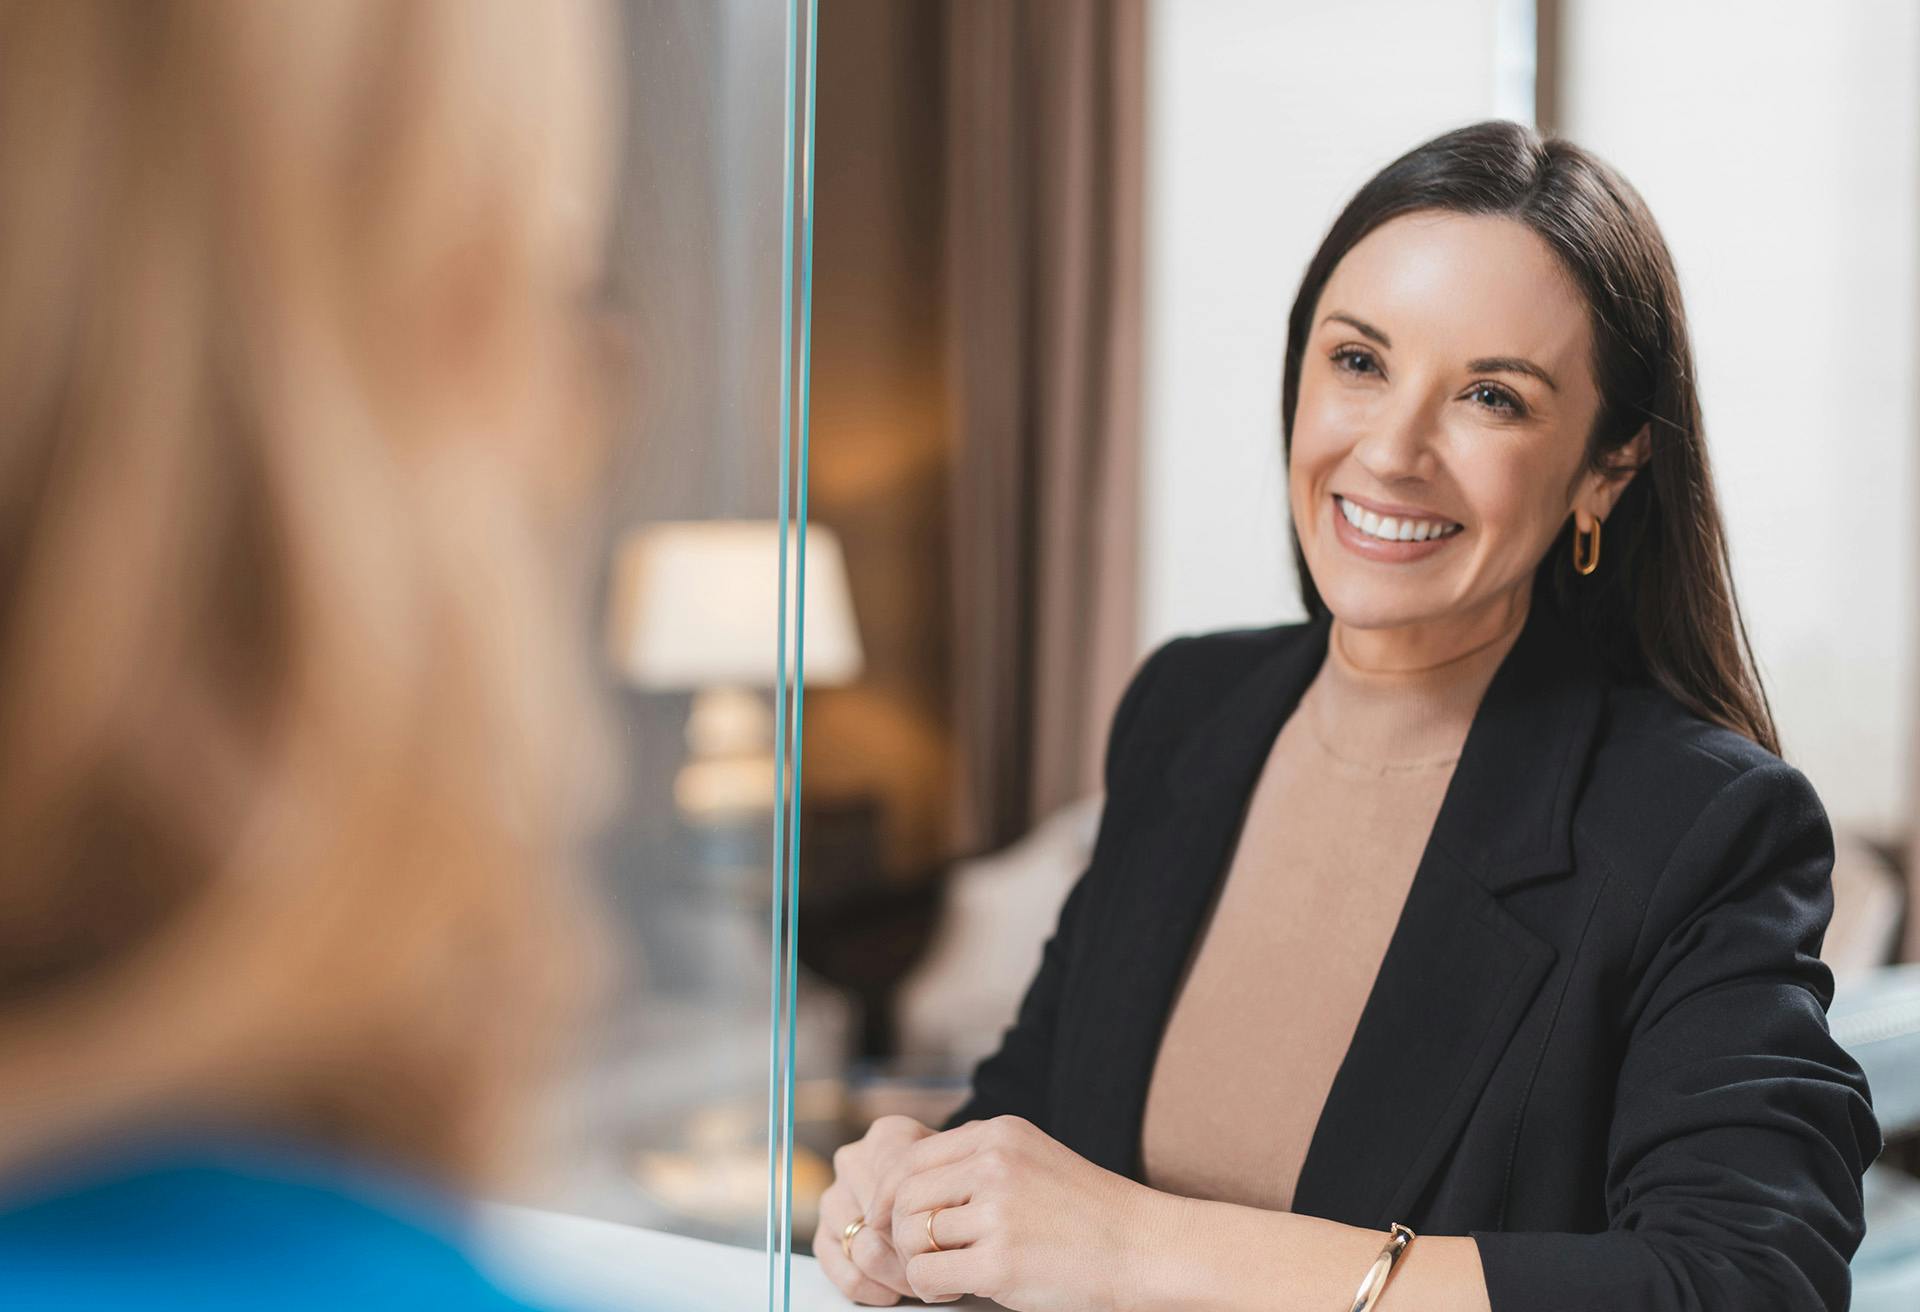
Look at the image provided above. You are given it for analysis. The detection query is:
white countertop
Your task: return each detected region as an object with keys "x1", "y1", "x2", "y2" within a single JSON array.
[{"x1": 480, "y1": 1203, "x2": 994, "y2": 1311}]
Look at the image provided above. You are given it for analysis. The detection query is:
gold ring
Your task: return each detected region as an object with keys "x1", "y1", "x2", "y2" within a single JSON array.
[
  {"x1": 841, "y1": 1217, "x2": 866, "y2": 1262},
  {"x1": 926, "y1": 1207, "x2": 944, "y2": 1253}
]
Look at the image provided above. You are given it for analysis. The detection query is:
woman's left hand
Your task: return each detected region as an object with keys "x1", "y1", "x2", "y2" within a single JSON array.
[{"x1": 876, "y1": 1115, "x2": 1175, "y2": 1311}]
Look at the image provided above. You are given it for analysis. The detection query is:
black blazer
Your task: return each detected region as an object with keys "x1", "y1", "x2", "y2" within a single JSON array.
[{"x1": 944, "y1": 600, "x2": 1883, "y2": 1311}]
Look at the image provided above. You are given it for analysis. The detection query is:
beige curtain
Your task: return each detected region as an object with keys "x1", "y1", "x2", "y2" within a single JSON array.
[{"x1": 943, "y1": 0, "x2": 1145, "y2": 857}]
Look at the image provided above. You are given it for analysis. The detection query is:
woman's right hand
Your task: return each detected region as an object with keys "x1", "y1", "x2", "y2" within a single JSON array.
[{"x1": 814, "y1": 1114, "x2": 939, "y2": 1305}]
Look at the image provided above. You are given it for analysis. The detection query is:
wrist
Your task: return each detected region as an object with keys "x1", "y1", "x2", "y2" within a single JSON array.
[
  {"x1": 1129, "y1": 1194, "x2": 1312, "y2": 1312},
  {"x1": 1126, "y1": 1188, "x2": 1261, "y2": 1312},
  {"x1": 1119, "y1": 1185, "x2": 1196, "y2": 1312}
]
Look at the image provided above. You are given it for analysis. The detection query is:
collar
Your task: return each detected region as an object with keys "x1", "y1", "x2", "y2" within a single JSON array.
[{"x1": 1168, "y1": 597, "x2": 1607, "y2": 894}]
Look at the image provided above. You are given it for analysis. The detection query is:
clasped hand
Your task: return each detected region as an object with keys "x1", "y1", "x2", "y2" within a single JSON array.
[{"x1": 813, "y1": 1113, "x2": 1166, "y2": 1310}]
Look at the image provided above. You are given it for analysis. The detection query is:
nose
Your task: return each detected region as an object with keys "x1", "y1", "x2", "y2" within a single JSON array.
[{"x1": 1350, "y1": 388, "x2": 1440, "y2": 484}]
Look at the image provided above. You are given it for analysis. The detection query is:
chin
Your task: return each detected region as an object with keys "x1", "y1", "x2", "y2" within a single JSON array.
[{"x1": 1313, "y1": 578, "x2": 1451, "y2": 631}]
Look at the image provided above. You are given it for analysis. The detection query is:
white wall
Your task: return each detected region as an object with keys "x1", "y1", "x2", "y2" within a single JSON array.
[
  {"x1": 1139, "y1": 0, "x2": 1509, "y2": 653},
  {"x1": 1138, "y1": 0, "x2": 1918, "y2": 830},
  {"x1": 1558, "y1": 0, "x2": 1918, "y2": 831}
]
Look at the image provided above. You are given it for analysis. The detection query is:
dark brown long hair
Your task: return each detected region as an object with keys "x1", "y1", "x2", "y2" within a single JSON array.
[{"x1": 1281, "y1": 119, "x2": 1779, "y2": 756}]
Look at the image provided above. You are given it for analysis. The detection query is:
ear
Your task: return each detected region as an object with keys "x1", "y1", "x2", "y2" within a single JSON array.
[
  {"x1": 1584, "y1": 423, "x2": 1651, "y2": 519},
  {"x1": 1607, "y1": 423, "x2": 1652, "y2": 481}
]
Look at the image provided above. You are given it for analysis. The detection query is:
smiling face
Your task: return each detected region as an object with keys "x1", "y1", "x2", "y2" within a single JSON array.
[{"x1": 1289, "y1": 209, "x2": 1644, "y2": 642}]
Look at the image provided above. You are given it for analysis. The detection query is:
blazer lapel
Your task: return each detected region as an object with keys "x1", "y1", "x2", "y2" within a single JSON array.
[
  {"x1": 1061, "y1": 599, "x2": 1608, "y2": 1231},
  {"x1": 1291, "y1": 598, "x2": 1607, "y2": 1226}
]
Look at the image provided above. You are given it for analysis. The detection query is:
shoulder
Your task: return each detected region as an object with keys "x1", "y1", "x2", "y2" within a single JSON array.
[
  {"x1": 1576, "y1": 679, "x2": 1832, "y2": 928},
  {"x1": 0, "y1": 1147, "x2": 556, "y2": 1311},
  {"x1": 1101, "y1": 619, "x2": 1315, "y2": 774},
  {"x1": 1129, "y1": 620, "x2": 1313, "y2": 709}
]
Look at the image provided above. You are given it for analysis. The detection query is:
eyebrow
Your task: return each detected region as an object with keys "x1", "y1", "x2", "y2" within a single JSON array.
[{"x1": 1319, "y1": 312, "x2": 1560, "y2": 392}]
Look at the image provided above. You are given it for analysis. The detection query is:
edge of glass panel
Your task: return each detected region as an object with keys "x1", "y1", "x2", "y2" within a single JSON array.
[{"x1": 767, "y1": 1, "x2": 819, "y2": 1308}]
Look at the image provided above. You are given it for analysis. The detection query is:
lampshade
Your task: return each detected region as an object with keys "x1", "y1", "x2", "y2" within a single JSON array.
[{"x1": 607, "y1": 520, "x2": 864, "y2": 690}]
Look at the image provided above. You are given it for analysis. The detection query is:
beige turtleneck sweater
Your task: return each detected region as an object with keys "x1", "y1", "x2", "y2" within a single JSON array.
[{"x1": 1138, "y1": 606, "x2": 1528, "y2": 1212}]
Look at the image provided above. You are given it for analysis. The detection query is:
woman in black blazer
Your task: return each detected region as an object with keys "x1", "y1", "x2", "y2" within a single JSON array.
[{"x1": 815, "y1": 120, "x2": 1882, "y2": 1311}]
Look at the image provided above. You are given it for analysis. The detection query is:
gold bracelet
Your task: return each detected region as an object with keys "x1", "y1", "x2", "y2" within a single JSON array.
[{"x1": 1345, "y1": 1222, "x2": 1415, "y2": 1312}]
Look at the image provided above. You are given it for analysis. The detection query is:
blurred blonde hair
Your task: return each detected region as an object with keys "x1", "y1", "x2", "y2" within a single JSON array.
[{"x1": 0, "y1": 0, "x2": 619, "y2": 1186}]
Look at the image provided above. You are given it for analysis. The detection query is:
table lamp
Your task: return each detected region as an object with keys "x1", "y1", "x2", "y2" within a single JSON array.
[{"x1": 608, "y1": 520, "x2": 864, "y2": 823}]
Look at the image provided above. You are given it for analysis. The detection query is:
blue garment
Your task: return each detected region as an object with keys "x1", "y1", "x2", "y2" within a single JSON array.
[{"x1": 0, "y1": 1131, "x2": 567, "y2": 1311}]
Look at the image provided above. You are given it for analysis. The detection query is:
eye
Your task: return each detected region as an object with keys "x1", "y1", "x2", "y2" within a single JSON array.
[
  {"x1": 1330, "y1": 345, "x2": 1381, "y2": 377},
  {"x1": 1466, "y1": 381, "x2": 1527, "y2": 418}
]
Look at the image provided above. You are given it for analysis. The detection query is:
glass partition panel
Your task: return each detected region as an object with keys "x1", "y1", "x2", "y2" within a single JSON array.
[{"x1": 516, "y1": 5, "x2": 821, "y2": 1309}]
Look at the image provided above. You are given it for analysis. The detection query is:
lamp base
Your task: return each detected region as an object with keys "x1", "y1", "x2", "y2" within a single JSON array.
[{"x1": 674, "y1": 686, "x2": 778, "y2": 823}]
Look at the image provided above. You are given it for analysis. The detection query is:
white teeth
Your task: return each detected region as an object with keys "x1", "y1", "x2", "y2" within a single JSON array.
[{"x1": 1338, "y1": 495, "x2": 1458, "y2": 543}]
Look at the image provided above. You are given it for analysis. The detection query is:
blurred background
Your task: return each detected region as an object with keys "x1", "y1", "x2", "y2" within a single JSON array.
[{"x1": 558, "y1": 1, "x2": 1920, "y2": 1292}]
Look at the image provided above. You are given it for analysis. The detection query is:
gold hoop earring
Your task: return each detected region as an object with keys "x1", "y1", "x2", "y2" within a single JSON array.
[{"x1": 1572, "y1": 515, "x2": 1602, "y2": 576}]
